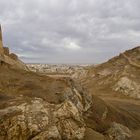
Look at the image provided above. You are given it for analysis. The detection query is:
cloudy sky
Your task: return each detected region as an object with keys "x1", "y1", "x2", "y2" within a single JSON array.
[{"x1": 0, "y1": 0, "x2": 140, "y2": 64}]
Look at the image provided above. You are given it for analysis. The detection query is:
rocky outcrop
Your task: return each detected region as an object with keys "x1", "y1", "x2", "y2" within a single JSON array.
[
  {"x1": 9, "y1": 53, "x2": 18, "y2": 60},
  {"x1": 113, "y1": 77, "x2": 140, "y2": 99},
  {"x1": 0, "y1": 69, "x2": 92, "y2": 140},
  {"x1": 0, "y1": 98, "x2": 85, "y2": 140},
  {"x1": 2, "y1": 54, "x2": 28, "y2": 70},
  {"x1": 3, "y1": 47, "x2": 9, "y2": 56},
  {"x1": 0, "y1": 25, "x2": 27, "y2": 70},
  {"x1": 107, "y1": 122, "x2": 132, "y2": 140}
]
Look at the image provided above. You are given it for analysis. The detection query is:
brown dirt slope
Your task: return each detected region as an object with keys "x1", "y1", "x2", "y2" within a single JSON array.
[
  {"x1": 82, "y1": 46, "x2": 140, "y2": 99},
  {"x1": 0, "y1": 63, "x2": 140, "y2": 139}
]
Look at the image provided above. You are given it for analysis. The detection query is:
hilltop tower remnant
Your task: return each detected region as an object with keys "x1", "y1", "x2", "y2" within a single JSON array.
[
  {"x1": 0, "y1": 25, "x2": 4, "y2": 54},
  {"x1": 0, "y1": 24, "x2": 28, "y2": 70}
]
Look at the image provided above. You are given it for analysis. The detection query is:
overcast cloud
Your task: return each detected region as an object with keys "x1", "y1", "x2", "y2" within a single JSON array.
[{"x1": 0, "y1": 0, "x2": 140, "y2": 64}]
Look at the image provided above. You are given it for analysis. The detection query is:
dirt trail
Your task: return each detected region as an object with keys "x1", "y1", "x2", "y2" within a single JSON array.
[{"x1": 100, "y1": 96, "x2": 140, "y2": 106}]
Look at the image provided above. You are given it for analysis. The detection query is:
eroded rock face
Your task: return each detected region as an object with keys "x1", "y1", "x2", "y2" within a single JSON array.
[
  {"x1": 107, "y1": 122, "x2": 132, "y2": 140},
  {"x1": 81, "y1": 46, "x2": 140, "y2": 99},
  {"x1": 0, "y1": 80, "x2": 92, "y2": 140},
  {"x1": 113, "y1": 77, "x2": 140, "y2": 99}
]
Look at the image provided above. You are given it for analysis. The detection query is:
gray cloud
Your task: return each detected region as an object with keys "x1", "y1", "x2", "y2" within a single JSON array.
[{"x1": 0, "y1": 0, "x2": 140, "y2": 64}]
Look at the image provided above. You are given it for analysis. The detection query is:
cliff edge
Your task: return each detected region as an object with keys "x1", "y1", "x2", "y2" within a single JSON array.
[{"x1": 0, "y1": 25, "x2": 27, "y2": 70}]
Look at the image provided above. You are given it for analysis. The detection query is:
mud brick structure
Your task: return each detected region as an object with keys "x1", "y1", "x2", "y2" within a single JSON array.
[
  {"x1": 0, "y1": 24, "x2": 28, "y2": 70},
  {"x1": 0, "y1": 25, "x2": 4, "y2": 54}
]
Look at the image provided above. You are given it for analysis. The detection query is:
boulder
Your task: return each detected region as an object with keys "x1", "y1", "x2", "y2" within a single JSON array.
[
  {"x1": 113, "y1": 77, "x2": 140, "y2": 99},
  {"x1": 3, "y1": 47, "x2": 9, "y2": 56},
  {"x1": 107, "y1": 122, "x2": 132, "y2": 140},
  {"x1": 9, "y1": 53, "x2": 18, "y2": 60}
]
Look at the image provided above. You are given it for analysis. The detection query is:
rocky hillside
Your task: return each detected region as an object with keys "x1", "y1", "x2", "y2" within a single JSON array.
[
  {"x1": 0, "y1": 65, "x2": 91, "y2": 140},
  {"x1": 82, "y1": 46, "x2": 140, "y2": 99},
  {"x1": 1, "y1": 64, "x2": 140, "y2": 140},
  {"x1": 27, "y1": 64, "x2": 89, "y2": 79},
  {"x1": 0, "y1": 24, "x2": 140, "y2": 139}
]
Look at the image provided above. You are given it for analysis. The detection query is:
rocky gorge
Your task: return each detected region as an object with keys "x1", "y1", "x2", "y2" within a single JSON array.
[{"x1": 0, "y1": 25, "x2": 140, "y2": 139}]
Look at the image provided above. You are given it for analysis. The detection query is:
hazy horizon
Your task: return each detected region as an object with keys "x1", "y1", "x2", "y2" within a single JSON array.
[{"x1": 0, "y1": 0, "x2": 140, "y2": 63}]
